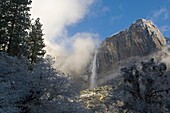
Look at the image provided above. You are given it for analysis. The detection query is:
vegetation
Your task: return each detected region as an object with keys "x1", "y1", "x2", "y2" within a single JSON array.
[
  {"x1": 27, "y1": 18, "x2": 46, "y2": 64},
  {"x1": 121, "y1": 58, "x2": 170, "y2": 113},
  {"x1": 0, "y1": 53, "x2": 86, "y2": 113},
  {"x1": 0, "y1": 0, "x2": 45, "y2": 61},
  {"x1": 0, "y1": 0, "x2": 86, "y2": 113},
  {"x1": 0, "y1": 0, "x2": 170, "y2": 113},
  {"x1": 79, "y1": 59, "x2": 170, "y2": 113}
]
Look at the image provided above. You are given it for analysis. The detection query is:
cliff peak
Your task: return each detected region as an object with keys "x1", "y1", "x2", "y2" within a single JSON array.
[{"x1": 97, "y1": 19, "x2": 167, "y2": 76}]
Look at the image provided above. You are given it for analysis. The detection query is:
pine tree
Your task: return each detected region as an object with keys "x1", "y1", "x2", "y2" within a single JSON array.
[
  {"x1": 0, "y1": 0, "x2": 32, "y2": 56},
  {"x1": 27, "y1": 18, "x2": 46, "y2": 64},
  {"x1": 0, "y1": 0, "x2": 10, "y2": 51}
]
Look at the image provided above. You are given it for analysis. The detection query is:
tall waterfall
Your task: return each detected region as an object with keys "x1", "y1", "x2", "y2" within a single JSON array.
[{"x1": 90, "y1": 50, "x2": 98, "y2": 89}]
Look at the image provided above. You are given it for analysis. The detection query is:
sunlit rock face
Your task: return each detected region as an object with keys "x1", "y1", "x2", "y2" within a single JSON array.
[{"x1": 97, "y1": 19, "x2": 167, "y2": 75}]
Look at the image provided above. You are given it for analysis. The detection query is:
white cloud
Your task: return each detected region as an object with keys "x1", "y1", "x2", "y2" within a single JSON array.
[
  {"x1": 101, "y1": 6, "x2": 110, "y2": 13},
  {"x1": 150, "y1": 7, "x2": 169, "y2": 21},
  {"x1": 110, "y1": 15, "x2": 122, "y2": 25},
  {"x1": 148, "y1": 7, "x2": 170, "y2": 34},
  {"x1": 31, "y1": 0, "x2": 99, "y2": 75},
  {"x1": 46, "y1": 33, "x2": 99, "y2": 75},
  {"x1": 159, "y1": 25, "x2": 170, "y2": 32},
  {"x1": 161, "y1": 46, "x2": 170, "y2": 70},
  {"x1": 31, "y1": 0, "x2": 94, "y2": 40}
]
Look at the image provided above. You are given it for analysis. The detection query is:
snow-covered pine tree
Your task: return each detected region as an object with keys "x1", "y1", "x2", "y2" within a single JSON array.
[
  {"x1": 0, "y1": 0, "x2": 32, "y2": 56},
  {"x1": 0, "y1": 0, "x2": 9, "y2": 51},
  {"x1": 27, "y1": 18, "x2": 46, "y2": 64}
]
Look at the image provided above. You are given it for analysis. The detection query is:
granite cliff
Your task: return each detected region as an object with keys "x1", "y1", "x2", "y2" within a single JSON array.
[{"x1": 96, "y1": 19, "x2": 167, "y2": 76}]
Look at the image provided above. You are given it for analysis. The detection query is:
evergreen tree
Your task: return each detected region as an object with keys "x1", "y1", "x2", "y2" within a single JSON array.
[
  {"x1": 28, "y1": 18, "x2": 46, "y2": 64},
  {"x1": 0, "y1": 0, "x2": 10, "y2": 51},
  {"x1": 0, "y1": 0, "x2": 32, "y2": 56}
]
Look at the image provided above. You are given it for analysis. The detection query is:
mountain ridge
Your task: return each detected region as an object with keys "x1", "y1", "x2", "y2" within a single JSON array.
[{"x1": 95, "y1": 18, "x2": 167, "y2": 78}]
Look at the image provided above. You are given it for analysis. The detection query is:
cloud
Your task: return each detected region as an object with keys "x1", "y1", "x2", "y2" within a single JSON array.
[
  {"x1": 31, "y1": 0, "x2": 99, "y2": 75},
  {"x1": 101, "y1": 6, "x2": 110, "y2": 13},
  {"x1": 31, "y1": 0, "x2": 94, "y2": 40},
  {"x1": 149, "y1": 7, "x2": 169, "y2": 21},
  {"x1": 110, "y1": 15, "x2": 122, "y2": 25},
  {"x1": 159, "y1": 25, "x2": 170, "y2": 32},
  {"x1": 148, "y1": 7, "x2": 170, "y2": 35},
  {"x1": 160, "y1": 46, "x2": 170, "y2": 70},
  {"x1": 46, "y1": 33, "x2": 99, "y2": 75}
]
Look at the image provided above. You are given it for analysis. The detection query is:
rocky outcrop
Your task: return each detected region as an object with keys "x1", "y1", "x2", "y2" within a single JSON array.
[
  {"x1": 97, "y1": 19, "x2": 167, "y2": 75},
  {"x1": 79, "y1": 77, "x2": 124, "y2": 112}
]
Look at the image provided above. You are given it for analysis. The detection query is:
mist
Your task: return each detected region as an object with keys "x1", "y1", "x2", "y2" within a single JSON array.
[
  {"x1": 31, "y1": 0, "x2": 99, "y2": 75},
  {"x1": 46, "y1": 33, "x2": 99, "y2": 75},
  {"x1": 160, "y1": 45, "x2": 170, "y2": 70},
  {"x1": 97, "y1": 45, "x2": 170, "y2": 85}
]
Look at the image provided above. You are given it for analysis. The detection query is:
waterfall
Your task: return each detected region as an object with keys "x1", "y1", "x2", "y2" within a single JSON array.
[{"x1": 90, "y1": 50, "x2": 98, "y2": 89}]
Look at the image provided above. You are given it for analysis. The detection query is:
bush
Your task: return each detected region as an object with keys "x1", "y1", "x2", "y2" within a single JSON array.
[
  {"x1": 0, "y1": 53, "x2": 86, "y2": 113},
  {"x1": 121, "y1": 58, "x2": 170, "y2": 113}
]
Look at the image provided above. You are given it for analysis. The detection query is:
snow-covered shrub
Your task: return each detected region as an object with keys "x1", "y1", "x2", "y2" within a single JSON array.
[
  {"x1": 0, "y1": 53, "x2": 31, "y2": 113},
  {"x1": 121, "y1": 58, "x2": 170, "y2": 113},
  {"x1": 0, "y1": 52, "x2": 86, "y2": 113}
]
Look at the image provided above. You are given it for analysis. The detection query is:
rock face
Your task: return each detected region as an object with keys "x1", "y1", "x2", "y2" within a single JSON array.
[
  {"x1": 97, "y1": 19, "x2": 167, "y2": 75},
  {"x1": 79, "y1": 77, "x2": 124, "y2": 112}
]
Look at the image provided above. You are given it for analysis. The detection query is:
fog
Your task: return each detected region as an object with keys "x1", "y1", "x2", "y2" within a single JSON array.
[
  {"x1": 31, "y1": 0, "x2": 99, "y2": 75},
  {"x1": 46, "y1": 33, "x2": 98, "y2": 75},
  {"x1": 160, "y1": 45, "x2": 170, "y2": 70}
]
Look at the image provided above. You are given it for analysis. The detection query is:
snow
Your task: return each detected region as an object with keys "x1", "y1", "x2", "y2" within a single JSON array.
[
  {"x1": 109, "y1": 29, "x2": 126, "y2": 37},
  {"x1": 0, "y1": 53, "x2": 86, "y2": 112},
  {"x1": 80, "y1": 92, "x2": 96, "y2": 98}
]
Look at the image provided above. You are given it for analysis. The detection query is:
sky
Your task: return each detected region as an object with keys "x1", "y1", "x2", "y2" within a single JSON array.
[
  {"x1": 31, "y1": 0, "x2": 170, "y2": 44},
  {"x1": 31, "y1": 0, "x2": 170, "y2": 74},
  {"x1": 67, "y1": 0, "x2": 170, "y2": 40}
]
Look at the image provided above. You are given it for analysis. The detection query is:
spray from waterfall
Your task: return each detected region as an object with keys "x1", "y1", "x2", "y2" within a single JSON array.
[{"x1": 90, "y1": 50, "x2": 98, "y2": 89}]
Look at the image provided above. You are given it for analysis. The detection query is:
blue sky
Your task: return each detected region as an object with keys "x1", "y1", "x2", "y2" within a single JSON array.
[
  {"x1": 67, "y1": 0, "x2": 170, "y2": 40},
  {"x1": 31, "y1": 0, "x2": 170, "y2": 73}
]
